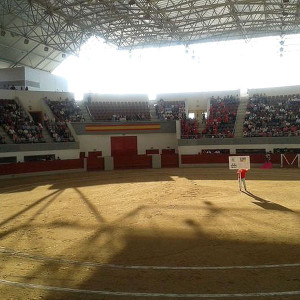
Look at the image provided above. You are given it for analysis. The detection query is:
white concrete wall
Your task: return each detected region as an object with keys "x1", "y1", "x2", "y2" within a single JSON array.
[
  {"x1": 25, "y1": 67, "x2": 68, "y2": 92},
  {"x1": 0, "y1": 67, "x2": 24, "y2": 82},
  {"x1": 179, "y1": 144, "x2": 300, "y2": 155},
  {"x1": 78, "y1": 133, "x2": 178, "y2": 156},
  {"x1": 0, "y1": 149, "x2": 80, "y2": 162}
]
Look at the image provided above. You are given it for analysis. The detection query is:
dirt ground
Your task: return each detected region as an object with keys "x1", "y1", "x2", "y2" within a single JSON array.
[{"x1": 0, "y1": 168, "x2": 299, "y2": 300}]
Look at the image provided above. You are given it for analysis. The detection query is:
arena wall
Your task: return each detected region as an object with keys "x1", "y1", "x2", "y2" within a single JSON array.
[
  {"x1": 0, "y1": 148, "x2": 80, "y2": 163},
  {"x1": 77, "y1": 133, "x2": 178, "y2": 156},
  {"x1": 178, "y1": 137, "x2": 300, "y2": 155}
]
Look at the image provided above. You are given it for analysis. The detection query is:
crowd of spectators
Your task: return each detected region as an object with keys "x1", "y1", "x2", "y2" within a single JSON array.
[
  {"x1": 155, "y1": 99, "x2": 186, "y2": 120},
  {"x1": 243, "y1": 94, "x2": 300, "y2": 137},
  {"x1": 44, "y1": 115, "x2": 74, "y2": 142},
  {"x1": 1, "y1": 84, "x2": 29, "y2": 90},
  {"x1": 87, "y1": 101, "x2": 150, "y2": 121},
  {"x1": 0, "y1": 99, "x2": 45, "y2": 143},
  {"x1": 180, "y1": 119, "x2": 201, "y2": 139},
  {"x1": 46, "y1": 98, "x2": 85, "y2": 122},
  {"x1": 202, "y1": 96, "x2": 239, "y2": 138}
]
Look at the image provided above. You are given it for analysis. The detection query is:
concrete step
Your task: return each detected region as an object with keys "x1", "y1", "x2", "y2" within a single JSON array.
[
  {"x1": 79, "y1": 102, "x2": 93, "y2": 122},
  {"x1": 149, "y1": 103, "x2": 160, "y2": 120},
  {"x1": 42, "y1": 128, "x2": 53, "y2": 143},
  {"x1": 0, "y1": 126, "x2": 13, "y2": 143},
  {"x1": 234, "y1": 98, "x2": 249, "y2": 138}
]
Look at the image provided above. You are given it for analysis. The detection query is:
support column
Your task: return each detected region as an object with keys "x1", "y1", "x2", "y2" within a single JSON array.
[
  {"x1": 152, "y1": 154, "x2": 161, "y2": 169},
  {"x1": 104, "y1": 156, "x2": 114, "y2": 171}
]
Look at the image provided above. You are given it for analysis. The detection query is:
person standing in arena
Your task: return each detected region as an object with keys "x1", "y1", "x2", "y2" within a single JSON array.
[{"x1": 237, "y1": 169, "x2": 248, "y2": 191}]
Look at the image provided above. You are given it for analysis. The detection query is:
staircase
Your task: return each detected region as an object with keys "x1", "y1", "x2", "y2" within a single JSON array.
[
  {"x1": 234, "y1": 97, "x2": 249, "y2": 138},
  {"x1": 42, "y1": 127, "x2": 53, "y2": 143},
  {"x1": 0, "y1": 126, "x2": 13, "y2": 143},
  {"x1": 197, "y1": 120, "x2": 206, "y2": 135},
  {"x1": 149, "y1": 102, "x2": 159, "y2": 120},
  {"x1": 79, "y1": 102, "x2": 93, "y2": 122}
]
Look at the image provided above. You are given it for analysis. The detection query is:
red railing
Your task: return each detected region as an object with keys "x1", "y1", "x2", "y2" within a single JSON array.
[
  {"x1": 87, "y1": 157, "x2": 105, "y2": 171},
  {"x1": 161, "y1": 154, "x2": 179, "y2": 168},
  {"x1": 114, "y1": 155, "x2": 152, "y2": 169},
  {"x1": 0, "y1": 159, "x2": 84, "y2": 175}
]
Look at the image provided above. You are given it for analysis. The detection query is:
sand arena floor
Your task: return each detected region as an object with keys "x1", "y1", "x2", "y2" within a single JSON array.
[{"x1": 0, "y1": 168, "x2": 299, "y2": 300}]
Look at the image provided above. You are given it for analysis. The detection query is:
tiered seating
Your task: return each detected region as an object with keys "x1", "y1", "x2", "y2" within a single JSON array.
[
  {"x1": 87, "y1": 101, "x2": 150, "y2": 121},
  {"x1": 46, "y1": 98, "x2": 85, "y2": 122},
  {"x1": 44, "y1": 118, "x2": 74, "y2": 142},
  {"x1": 155, "y1": 99, "x2": 186, "y2": 120},
  {"x1": 180, "y1": 119, "x2": 200, "y2": 139},
  {"x1": 0, "y1": 99, "x2": 45, "y2": 143},
  {"x1": 243, "y1": 94, "x2": 300, "y2": 137},
  {"x1": 202, "y1": 96, "x2": 239, "y2": 138}
]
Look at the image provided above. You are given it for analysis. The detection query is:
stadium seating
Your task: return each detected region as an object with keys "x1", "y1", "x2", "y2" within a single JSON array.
[
  {"x1": 202, "y1": 96, "x2": 239, "y2": 138},
  {"x1": 0, "y1": 99, "x2": 45, "y2": 143},
  {"x1": 243, "y1": 94, "x2": 300, "y2": 137},
  {"x1": 46, "y1": 98, "x2": 85, "y2": 122},
  {"x1": 180, "y1": 119, "x2": 200, "y2": 139},
  {"x1": 87, "y1": 101, "x2": 151, "y2": 121},
  {"x1": 44, "y1": 98, "x2": 80, "y2": 142},
  {"x1": 44, "y1": 119, "x2": 74, "y2": 142},
  {"x1": 155, "y1": 99, "x2": 186, "y2": 120}
]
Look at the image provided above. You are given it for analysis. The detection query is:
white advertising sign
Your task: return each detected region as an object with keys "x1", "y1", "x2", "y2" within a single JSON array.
[{"x1": 229, "y1": 156, "x2": 250, "y2": 170}]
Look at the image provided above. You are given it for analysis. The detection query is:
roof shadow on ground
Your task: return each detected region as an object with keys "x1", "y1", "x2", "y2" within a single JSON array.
[
  {"x1": 0, "y1": 168, "x2": 299, "y2": 194},
  {"x1": 0, "y1": 198, "x2": 299, "y2": 300}
]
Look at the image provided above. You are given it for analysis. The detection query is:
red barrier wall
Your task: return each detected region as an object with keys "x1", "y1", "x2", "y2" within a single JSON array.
[
  {"x1": 282, "y1": 153, "x2": 299, "y2": 167},
  {"x1": 0, "y1": 159, "x2": 84, "y2": 175},
  {"x1": 161, "y1": 154, "x2": 179, "y2": 168},
  {"x1": 88, "y1": 151, "x2": 102, "y2": 158},
  {"x1": 162, "y1": 149, "x2": 175, "y2": 154},
  {"x1": 111, "y1": 136, "x2": 137, "y2": 156},
  {"x1": 114, "y1": 155, "x2": 152, "y2": 169},
  {"x1": 87, "y1": 157, "x2": 105, "y2": 171},
  {"x1": 146, "y1": 149, "x2": 159, "y2": 154}
]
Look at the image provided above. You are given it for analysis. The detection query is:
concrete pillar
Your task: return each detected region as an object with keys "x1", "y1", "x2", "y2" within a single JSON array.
[
  {"x1": 152, "y1": 154, "x2": 161, "y2": 169},
  {"x1": 104, "y1": 156, "x2": 114, "y2": 171}
]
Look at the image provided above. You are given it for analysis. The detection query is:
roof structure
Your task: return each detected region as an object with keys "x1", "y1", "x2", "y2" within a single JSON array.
[{"x1": 0, "y1": 0, "x2": 300, "y2": 72}]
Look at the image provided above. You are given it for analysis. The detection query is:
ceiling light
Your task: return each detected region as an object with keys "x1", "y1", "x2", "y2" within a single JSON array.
[
  {"x1": 44, "y1": 46, "x2": 49, "y2": 51},
  {"x1": 62, "y1": 53, "x2": 66, "y2": 58},
  {"x1": 1, "y1": 30, "x2": 6, "y2": 37},
  {"x1": 24, "y1": 39, "x2": 29, "y2": 44}
]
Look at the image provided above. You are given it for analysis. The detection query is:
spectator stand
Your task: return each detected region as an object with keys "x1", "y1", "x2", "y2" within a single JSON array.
[
  {"x1": 180, "y1": 118, "x2": 201, "y2": 139},
  {"x1": 45, "y1": 97, "x2": 82, "y2": 142},
  {"x1": 202, "y1": 96, "x2": 239, "y2": 138},
  {"x1": 0, "y1": 99, "x2": 45, "y2": 144},
  {"x1": 155, "y1": 99, "x2": 186, "y2": 120},
  {"x1": 87, "y1": 101, "x2": 151, "y2": 121},
  {"x1": 243, "y1": 94, "x2": 300, "y2": 138}
]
